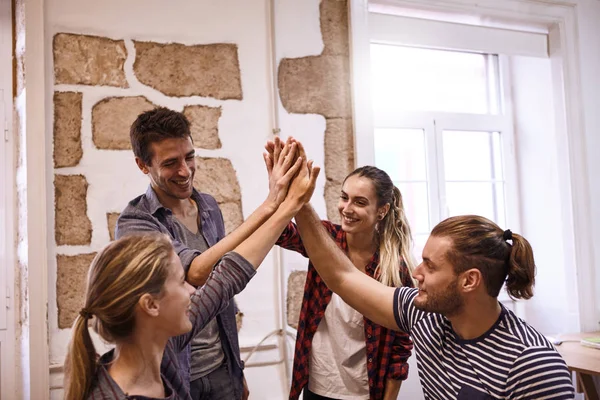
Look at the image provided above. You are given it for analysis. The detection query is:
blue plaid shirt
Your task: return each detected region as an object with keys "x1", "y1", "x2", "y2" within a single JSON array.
[{"x1": 115, "y1": 185, "x2": 245, "y2": 399}]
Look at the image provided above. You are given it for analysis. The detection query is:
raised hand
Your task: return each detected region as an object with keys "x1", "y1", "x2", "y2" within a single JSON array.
[
  {"x1": 263, "y1": 136, "x2": 302, "y2": 209},
  {"x1": 282, "y1": 140, "x2": 320, "y2": 212}
]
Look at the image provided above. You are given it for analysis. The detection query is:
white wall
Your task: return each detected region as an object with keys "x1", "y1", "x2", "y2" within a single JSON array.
[
  {"x1": 510, "y1": 55, "x2": 579, "y2": 334},
  {"x1": 575, "y1": 0, "x2": 600, "y2": 327}
]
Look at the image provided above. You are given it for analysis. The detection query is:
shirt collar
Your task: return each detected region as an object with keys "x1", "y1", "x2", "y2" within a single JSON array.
[{"x1": 145, "y1": 185, "x2": 219, "y2": 215}]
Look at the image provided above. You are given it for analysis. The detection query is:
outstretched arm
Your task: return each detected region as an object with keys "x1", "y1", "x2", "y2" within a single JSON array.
[
  {"x1": 294, "y1": 204, "x2": 399, "y2": 331},
  {"x1": 187, "y1": 138, "x2": 299, "y2": 286},
  {"x1": 177, "y1": 150, "x2": 321, "y2": 350}
]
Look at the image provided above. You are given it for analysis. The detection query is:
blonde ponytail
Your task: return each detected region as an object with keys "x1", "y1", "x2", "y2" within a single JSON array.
[
  {"x1": 63, "y1": 233, "x2": 174, "y2": 399},
  {"x1": 377, "y1": 186, "x2": 416, "y2": 287},
  {"x1": 64, "y1": 313, "x2": 97, "y2": 400}
]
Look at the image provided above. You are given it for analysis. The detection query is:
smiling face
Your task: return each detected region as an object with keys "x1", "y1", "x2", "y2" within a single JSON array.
[
  {"x1": 136, "y1": 137, "x2": 196, "y2": 201},
  {"x1": 154, "y1": 252, "x2": 196, "y2": 336},
  {"x1": 338, "y1": 175, "x2": 388, "y2": 235},
  {"x1": 412, "y1": 235, "x2": 465, "y2": 316}
]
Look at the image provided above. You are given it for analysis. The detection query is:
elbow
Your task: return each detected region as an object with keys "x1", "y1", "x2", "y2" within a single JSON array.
[
  {"x1": 320, "y1": 270, "x2": 346, "y2": 294},
  {"x1": 186, "y1": 269, "x2": 208, "y2": 287}
]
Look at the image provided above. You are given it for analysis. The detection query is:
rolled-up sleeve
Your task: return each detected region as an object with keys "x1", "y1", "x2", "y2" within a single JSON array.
[{"x1": 387, "y1": 331, "x2": 413, "y2": 380}]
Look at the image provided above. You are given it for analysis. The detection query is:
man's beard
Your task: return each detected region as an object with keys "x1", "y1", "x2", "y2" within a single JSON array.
[{"x1": 414, "y1": 278, "x2": 465, "y2": 317}]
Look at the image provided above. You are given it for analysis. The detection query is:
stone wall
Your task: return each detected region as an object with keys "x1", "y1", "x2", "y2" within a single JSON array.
[
  {"x1": 52, "y1": 33, "x2": 245, "y2": 329},
  {"x1": 278, "y1": 0, "x2": 355, "y2": 223}
]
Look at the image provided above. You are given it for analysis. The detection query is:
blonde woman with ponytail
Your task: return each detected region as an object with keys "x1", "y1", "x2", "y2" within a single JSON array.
[{"x1": 270, "y1": 156, "x2": 415, "y2": 399}]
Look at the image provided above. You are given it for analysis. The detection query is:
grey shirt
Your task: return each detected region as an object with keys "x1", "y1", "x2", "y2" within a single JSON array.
[
  {"x1": 87, "y1": 252, "x2": 256, "y2": 400},
  {"x1": 171, "y1": 217, "x2": 225, "y2": 380}
]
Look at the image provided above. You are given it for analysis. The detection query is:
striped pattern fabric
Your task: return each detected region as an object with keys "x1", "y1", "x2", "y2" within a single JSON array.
[
  {"x1": 87, "y1": 251, "x2": 256, "y2": 400},
  {"x1": 393, "y1": 287, "x2": 575, "y2": 400}
]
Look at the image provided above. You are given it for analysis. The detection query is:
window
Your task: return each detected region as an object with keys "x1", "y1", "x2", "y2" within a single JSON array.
[{"x1": 370, "y1": 44, "x2": 516, "y2": 263}]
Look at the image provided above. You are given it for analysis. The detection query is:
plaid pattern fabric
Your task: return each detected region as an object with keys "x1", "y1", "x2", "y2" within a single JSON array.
[{"x1": 278, "y1": 221, "x2": 414, "y2": 400}]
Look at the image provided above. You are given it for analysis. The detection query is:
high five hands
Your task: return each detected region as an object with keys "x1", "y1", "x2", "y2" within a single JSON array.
[{"x1": 263, "y1": 136, "x2": 320, "y2": 214}]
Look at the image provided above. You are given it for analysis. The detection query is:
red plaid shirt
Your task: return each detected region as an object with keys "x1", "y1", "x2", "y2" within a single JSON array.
[{"x1": 277, "y1": 221, "x2": 414, "y2": 400}]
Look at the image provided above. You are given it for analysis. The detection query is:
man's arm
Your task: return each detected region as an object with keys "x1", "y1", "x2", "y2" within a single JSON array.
[
  {"x1": 187, "y1": 203, "x2": 278, "y2": 286},
  {"x1": 507, "y1": 347, "x2": 575, "y2": 399},
  {"x1": 294, "y1": 204, "x2": 399, "y2": 331},
  {"x1": 187, "y1": 138, "x2": 300, "y2": 286},
  {"x1": 233, "y1": 155, "x2": 320, "y2": 268}
]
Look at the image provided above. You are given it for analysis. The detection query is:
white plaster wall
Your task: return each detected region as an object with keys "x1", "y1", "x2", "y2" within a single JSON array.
[
  {"x1": 273, "y1": 0, "x2": 329, "y2": 281},
  {"x1": 575, "y1": 0, "x2": 600, "y2": 329},
  {"x1": 44, "y1": 0, "x2": 330, "y2": 399},
  {"x1": 510, "y1": 55, "x2": 578, "y2": 334}
]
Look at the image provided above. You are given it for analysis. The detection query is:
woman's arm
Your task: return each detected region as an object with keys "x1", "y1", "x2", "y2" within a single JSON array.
[
  {"x1": 383, "y1": 379, "x2": 402, "y2": 400},
  {"x1": 187, "y1": 138, "x2": 299, "y2": 286},
  {"x1": 384, "y1": 330, "x2": 412, "y2": 399}
]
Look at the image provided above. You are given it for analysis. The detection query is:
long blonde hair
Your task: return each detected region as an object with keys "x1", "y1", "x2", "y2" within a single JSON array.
[
  {"x1": 345, "y1": 166, "x2": 416, "y2": 287},
  {"x1": 64, "y1": 233, "x2": 174, "y2": 400}
]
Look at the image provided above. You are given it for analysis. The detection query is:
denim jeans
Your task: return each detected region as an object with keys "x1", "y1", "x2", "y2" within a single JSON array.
[{"x1": 190, "y1": 362, "x2": 235, "y2": 400}]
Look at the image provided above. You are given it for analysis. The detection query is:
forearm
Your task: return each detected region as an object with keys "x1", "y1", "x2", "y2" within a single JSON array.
[
  {"x1": 383, "y1": 379, "x2": 402, "y2": 400},
  {"x1": 233, "y1": 201, "x2": 297, "y2": 268},
  {"x1": 294, "y1": 204, "x2": 354, "y2": 291},
  {"x1": 295, "y1": 204, "x2": 400, "y2": 330},
  {"x1": 187, "y1": 201, "x2": 276, "y2": 286}
]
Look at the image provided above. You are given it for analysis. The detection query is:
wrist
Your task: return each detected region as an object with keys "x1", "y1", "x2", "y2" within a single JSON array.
[
  {"x1": 260, "y1": 199, "x2": 278, "y2": 215},
  {"x1": 278, "y1": 199, "x2": 302, "y2": 218}
]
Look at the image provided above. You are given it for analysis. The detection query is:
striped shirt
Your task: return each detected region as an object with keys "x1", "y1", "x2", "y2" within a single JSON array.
[
  {"x1": 393, "y1": 287, "x2": 575, "y2": 400},
  {"x1": 86, "y1": 251, "x2": 256, "y2": 400}
]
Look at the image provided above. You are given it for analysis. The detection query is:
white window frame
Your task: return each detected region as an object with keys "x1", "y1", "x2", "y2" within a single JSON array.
[
  {"x1": 349, "y1": 0, "x2": 597, "y2": 330},
  {"x1": 372, "y1": 52, "x2": 520, "y2": 225},
  {"x1": 370, "y1": 48, "x2": 520, "y2": 304},
  {"x1": 0, "y1": 0, "x2": 15, "y2": 397}
]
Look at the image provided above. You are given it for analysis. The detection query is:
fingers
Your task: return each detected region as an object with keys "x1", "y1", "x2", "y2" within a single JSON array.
[
  {"x1": 280, "y1": 142, "x2": 297, "y2": 171},
  {"x1": 309, "y1": 165, "x2": 321, "y2": 182},
  {"x1": 294, "y1": 139, "x2": 307, "y2": 161},
  {"x1": 279, "y1": 139, "x2": 291, "y2": 164},
  {"x1": 304, "y1": 164, "x2": 321, "y2": 202},
  {"x1": 273, "y1": 136, "x2": 282, "y2": 164},
  {"x1": 263, "y1": 152, "x2": 273, "y2": 175},
  {"x1": 281, "y1": 156, "x2": 303, "y2": 184},
  {"x1": 264, "y1": 141, "x2": 275, "y2": 156}
]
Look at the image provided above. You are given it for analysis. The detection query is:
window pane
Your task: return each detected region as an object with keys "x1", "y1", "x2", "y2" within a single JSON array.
[
  {"x1": 445, "y1": 182, "x2": 506, "y2": 227},
  {"x1": 370, "y1": 44, "x2": 491, "y2": 114},
  {"x1": 396, "y1": 182, "x2": 430, "y2": 234},
  {"x1": 413, "y1": 233, "x2": 429, "y2": 264},
  {"x1": 374, "y1": 128, "x2": 427, "y2": 181},
  {"x1": 443, "y1": 131, "x2": 503, "y2": 181}
]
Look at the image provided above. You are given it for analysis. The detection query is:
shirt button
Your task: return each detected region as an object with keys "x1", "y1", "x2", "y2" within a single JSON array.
[
  {"x1": 368, "y1": 358, "x2": 373, "y2": 363},
  {"x1": 367, "y1": 334, "x2": 372, "y2": 338}
]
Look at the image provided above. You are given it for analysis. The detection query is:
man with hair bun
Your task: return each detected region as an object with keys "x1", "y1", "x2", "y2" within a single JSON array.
[{"x1": 292, "y1": 208, "x2": 575, "y2": 400}]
